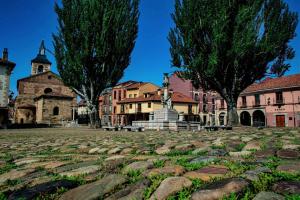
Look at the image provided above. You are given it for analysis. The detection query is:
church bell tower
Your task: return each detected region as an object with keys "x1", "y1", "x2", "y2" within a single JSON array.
[{"x1": 31, "y1": 40, "x2": 52, "y2": 75}]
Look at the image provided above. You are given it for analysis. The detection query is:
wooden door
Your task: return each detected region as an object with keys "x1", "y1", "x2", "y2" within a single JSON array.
[{"x1": 276, "y1": 115, "x2": 285, "y2": 127}]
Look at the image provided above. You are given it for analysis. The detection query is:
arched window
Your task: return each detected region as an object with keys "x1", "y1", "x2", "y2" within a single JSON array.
[
  {"x1": 44, "y1": 88, "x2": 53, "y2": 94},
  {"x1": 53, "y1": 107, "x2": 59, "y2": 115},
  {"x1": 37, "y1": 65, "x2": 44, "y2": 73}
]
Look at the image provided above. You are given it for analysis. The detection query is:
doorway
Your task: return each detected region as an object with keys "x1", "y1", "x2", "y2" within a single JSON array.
[{"x1": 276, "y1": 115, "x2": 285, "y2": 127}]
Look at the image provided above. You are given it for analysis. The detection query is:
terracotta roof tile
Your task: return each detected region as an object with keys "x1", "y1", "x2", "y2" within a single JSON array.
[{"x1": 243, "y1": 74, "x2": 300, "y2": 94}]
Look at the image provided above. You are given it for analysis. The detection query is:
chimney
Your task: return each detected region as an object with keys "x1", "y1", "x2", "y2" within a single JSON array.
[{"x1": 2, "y1": 48, "x2": 8, "y2": 61}]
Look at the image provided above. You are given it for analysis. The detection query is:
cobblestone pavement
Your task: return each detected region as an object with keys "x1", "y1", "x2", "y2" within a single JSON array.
[{"x1": 0, "y1": 127, "x2": 299, "y2": 200}]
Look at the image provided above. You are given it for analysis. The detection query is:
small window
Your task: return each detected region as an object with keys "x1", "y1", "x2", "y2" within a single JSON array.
[
  {"x1": 113, "y1": 106, "x2": 116, "y2": 114},
  {"x1": 118, "y1": 91, "x2": 121, "y2": 101},
  {"x1": 114, "y1": 91, "x2": 117, "y2": 99},
  {"x1": 48, "y1": 75, "x2": 52, "y2": 80},
  {"x1": 134, "y1": 94, "x2": 137, "y2": 98},
  {"x1": 44, "y1": 88, "x2": 52, "y2": 94},
  {"x1": 53, "y1": 107, "x2": 59, "y2": 115},
  {"x1": 129, "y1": 104, "x2": 133, "y2": 109},
  {"x1": 124, "y1": 91, "x2": 126, "y2": 98},
  {"x1": 0, "y1": 80, "x2": 3, "y2": 90},
  {"x1": 129, "y1": 94, "x2": 132, "y2": 98},
  {"x1": 148, "y1": 102, "x2": 151, "y2": 108},
  {"x1": 37, "y1": 65, "x2": 44, "y2": 73}
]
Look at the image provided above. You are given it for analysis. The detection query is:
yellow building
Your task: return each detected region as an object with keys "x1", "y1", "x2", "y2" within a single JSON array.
[{"x1": 118, "y1": 90, "x2": 199, "y2": 125}]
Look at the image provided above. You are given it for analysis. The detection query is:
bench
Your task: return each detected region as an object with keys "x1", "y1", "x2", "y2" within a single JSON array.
[
  {"x1": 123, "y1": 126, "x2": 145, "y2": 132},
  {"x1": 102, "y1": 126, "x2": 118, "y2": 131},
  {"x1": 204, "y1": 126, "x2": 219, "y2": 131}
]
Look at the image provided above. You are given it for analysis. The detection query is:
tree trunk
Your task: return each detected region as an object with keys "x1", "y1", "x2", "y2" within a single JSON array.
[
  {"x1": 226, "y1": 99, "x2": 239, "y2": 126},
  {"x1": 86, "y1": 99, "x2": 101, "y2": 128}
]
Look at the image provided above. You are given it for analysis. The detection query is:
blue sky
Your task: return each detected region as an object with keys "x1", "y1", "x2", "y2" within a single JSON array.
[{"x1": 1, "y1": 0, "x2": 299, "y2": 95}]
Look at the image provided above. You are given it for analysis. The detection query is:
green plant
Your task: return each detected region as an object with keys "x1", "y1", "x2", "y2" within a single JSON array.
[
  {"x1": 144, "y1": 174, "x2": 169, "y2": 199},
  {"x1": 153, "y1": 160, "x2": 165, "y2": 168},
  {"x1": 127, "y1": 170, "x2": 142, "y2": 184},
  {"x1": 286, "y1": 194, "x2": 300, "y2": 200},
  {"x1": 223, "y1": 193, "x2": 238, "y2": 200},
  {"x1": 211, "y1": 145, "x2": 226, "y2": 150},
  {"x1": 235, "y1": 143, "x2": 246, "y2": 152},
  {"x1": 253, "y1": 173, "x2": 276, "y2": 192},
  {"x1": 165, "y1": 149, "x2": 193, "y2": 156},
  {"x1": 263, "y1": 156, "x2": 281, "y2": 170},
  {"x1": 176, "y1": 158, "x2": 207, "y2": 171},
  {"x1": 0, "y1": 192, "x2": 7, "y2": 200},
  {"x1": 5, "y1": 179, "x2": 22, "y2": 186}
]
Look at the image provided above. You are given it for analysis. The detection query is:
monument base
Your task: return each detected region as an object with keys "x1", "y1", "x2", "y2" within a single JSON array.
[{"x1": 132, "y1": 108, "x2": 200, "y2": 131}]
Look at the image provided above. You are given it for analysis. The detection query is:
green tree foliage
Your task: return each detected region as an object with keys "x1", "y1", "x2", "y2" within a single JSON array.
[
  {"x1": 169, "y1": 0, "x2": 298, "y2": 125},
  {"x1": 53, "y1": 0, "x2": 139, "y2": 127}
]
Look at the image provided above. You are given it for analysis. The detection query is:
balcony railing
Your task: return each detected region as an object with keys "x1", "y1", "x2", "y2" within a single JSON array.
[
  {"x1": 273, "y1": 98, "x2": 285, "y2": 105},
  {"x1": 252, "y1": 101, "x2": 261, "y2": 107},
  {"x1": 240, "y1": 102, "x2": 247, "y2": 108}
]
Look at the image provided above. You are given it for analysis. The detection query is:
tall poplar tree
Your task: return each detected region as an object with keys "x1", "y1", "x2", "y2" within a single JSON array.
[
  {"x1": 53, "y1": 0, "x2": 139, "y2": 127},
  {"x1": 169, "y1": 0, "x2": 298, "y2": 126}
]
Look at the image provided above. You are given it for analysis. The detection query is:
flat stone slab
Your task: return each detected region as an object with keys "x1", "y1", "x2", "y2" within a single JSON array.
[
  {"x1": 208, "y1": 149, "x2": 227, "y2": 156},
  {"x1": 150, "y1": 176, "x2": 192, "y2": 200},
  {"x1": 243, "y1": 141, "x2": 261, "y2": 151},
  {"x1": 59, "y1": 174, "x2": 127, "y2": 200},
  {"x1": 145, "y1": 165, "x2": 185, "y2": 177},
  {"x1": 243, "y1": 167, "x2": 271, "y2": 181},
  {"x1": 14, "y1": 158, "x2": 39, "y2": 166},
  {"x1": 276, "y1": 163, "x2": 300, "y2": 173},
  {"x1": 254, "y1": 149, "x2": 276, "y2": 158},
  {"x1": 60, "y1": 165, "x2": 100, "y2": 177},
  {"x1": 184, "y1": 165, "x2": 229, "y2": 181},
  {"x1": 105, "y1": 155, "x2": 126, "y2": 161},
  {"x1": 277, "y1": 149, "x2": 300, "y2": 159},
  {"x1": 253, "y1": 191, "x2": 284, "y2": 200},
  {"x1": 108, "y1": 147, "x2": 122, "y2": 155},
  {"x1": 190, "y1": 156, "x2": 216, "y2": 164},
  {"x1": 272, "y1": 181, "x2": 300, "y2": 195},
  {"x1": 122, "y1": 161, "x2": 153, "y2": 174},
  {"x1": 106, "y1": 179, "x2": 150, "y2": 200},
  {"x1": 155, "y1": 146, "x2": 171, "y2": 155},
  {"x1": 191, "y1": 178, "x2": 249, "y2": 200},
  {"x1": 229, "y1": 151, "x2": 252, "y2": 157},
  {"x1": 8, "y1": 180, "x2": 78, "y2": 200},
  {"x1": 0, "y1": 169, "x2": 35, "y2": 185}
]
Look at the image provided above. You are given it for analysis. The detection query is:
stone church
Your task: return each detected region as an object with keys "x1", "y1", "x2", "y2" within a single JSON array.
[{"x1": 15, "y1": 41, "x2": 76, "y2": 124}]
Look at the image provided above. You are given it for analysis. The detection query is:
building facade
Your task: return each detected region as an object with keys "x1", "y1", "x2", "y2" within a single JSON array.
[
  {"x1": 169, "y1": 73, "x2": 216, "y2": 125},
  {"x1": 118, "y1": 90, "x2": 198, "y2": 126},
  {"x1": 0, "y1": 48, "x2": 15, "y2": 128},
  {"x1": 214, "y1": 74, "x2": 300, "y2": 127},
  {"x1": 15, "y1": 41, "x2": 76, "y2": 124}
]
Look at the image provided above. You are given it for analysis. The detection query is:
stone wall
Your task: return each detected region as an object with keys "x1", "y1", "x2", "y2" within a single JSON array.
[{"x1": 36, "y1": 97, "x2": 74, "y2": 124}]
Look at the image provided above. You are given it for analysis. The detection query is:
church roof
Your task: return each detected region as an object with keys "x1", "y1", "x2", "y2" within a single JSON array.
[
  {"x1": 31, "y1": 40, "x2": 52, "y2": 65},
  {"x1": 17, "y1": 71, "x2": 62, "y2": 90}
]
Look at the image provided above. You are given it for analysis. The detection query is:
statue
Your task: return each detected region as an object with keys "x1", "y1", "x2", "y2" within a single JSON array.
[{"x1": 161, "y1": 73, "x2": 173, "y2": 109}]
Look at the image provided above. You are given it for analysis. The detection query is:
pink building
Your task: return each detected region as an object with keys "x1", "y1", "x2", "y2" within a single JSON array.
[
  {"x1": 215, "y1": 74, "x2": 300, "y2": 127},
  {"x1": 169, "y1": 72, "x2": 217, "y2": 125},
  {"x1": 99, "y1": 81, "x2": 136, "y2": 126}
]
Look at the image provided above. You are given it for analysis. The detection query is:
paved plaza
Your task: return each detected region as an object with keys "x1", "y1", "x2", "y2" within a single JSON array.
[{"x1": 0, "y1": 127, "x2": 299, "y2": 199}]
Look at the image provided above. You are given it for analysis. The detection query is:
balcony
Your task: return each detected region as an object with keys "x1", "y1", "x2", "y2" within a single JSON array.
[
  {"x1": 240, "y1": 102, "x2": 247, "y2": 108},
  {"x1": 252, "y1": 101, "x2": 261, "y2": 107},
  {"x1": 273, "y1": 98, "x2": 285, "y2": 105}
]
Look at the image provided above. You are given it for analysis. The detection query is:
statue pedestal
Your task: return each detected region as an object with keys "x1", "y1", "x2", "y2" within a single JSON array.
[{"x1": 151, "y1": 108, "x2": 178, "y2": 122}]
